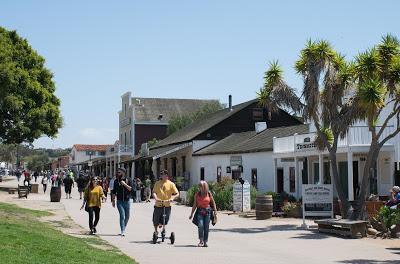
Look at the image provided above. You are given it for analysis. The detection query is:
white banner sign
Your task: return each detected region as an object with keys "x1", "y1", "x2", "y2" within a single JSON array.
[
  {"x1": 233, "y1": 180, "x2": 251, "y2": 212},
  {"x1": 302, "y1": 184, "x2": 333, "y2": 217}
]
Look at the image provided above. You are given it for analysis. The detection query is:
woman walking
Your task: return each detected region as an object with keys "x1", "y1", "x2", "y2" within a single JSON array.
[
  {"x1": 80, "y1": 177, "x2": 104, "y2": 235},
  {"x1": 189, "y1": 181, "x2": 217, "y2": 247}
]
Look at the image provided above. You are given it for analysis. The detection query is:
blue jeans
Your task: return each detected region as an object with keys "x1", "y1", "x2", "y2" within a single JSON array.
[
  {"x1": 117, "y1": 200, "x2": 130, "y2": 233},
  {"x1": 197, "y1": 209, "x2": 211, "y2": 242}
]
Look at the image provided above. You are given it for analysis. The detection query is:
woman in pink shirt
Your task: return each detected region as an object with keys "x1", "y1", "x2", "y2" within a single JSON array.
[{"x1": 189, "y1": 181, "x2": 217, "y2": 247}]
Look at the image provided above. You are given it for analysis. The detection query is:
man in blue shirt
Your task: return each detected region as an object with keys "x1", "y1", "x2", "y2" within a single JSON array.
[{"x1": 386, "y1": 186, "x2": 400, "y2": 208}]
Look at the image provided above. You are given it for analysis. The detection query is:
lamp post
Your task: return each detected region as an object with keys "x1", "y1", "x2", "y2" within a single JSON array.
[{"x1": 88, "y1": 151, "x2": 94, "y2": 176}]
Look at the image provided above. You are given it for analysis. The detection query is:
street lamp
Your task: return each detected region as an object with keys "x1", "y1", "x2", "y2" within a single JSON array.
[{"x1": 88, "y1": 151, "x2": 95, "y2": 176}]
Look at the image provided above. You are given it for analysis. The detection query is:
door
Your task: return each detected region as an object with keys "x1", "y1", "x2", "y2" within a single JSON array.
[
  {"x1": 277, "y1": 168, "x2": 284, "y2": 193},
  {"x1": 339, "y1": 161, "x2": 348, "y2": 199},
  {"x1": 200, "y1": 167, "x2": 205, "y2": 181},
  {"x1": 251, "y1": 169, "x2": 257, "y2": 189}
]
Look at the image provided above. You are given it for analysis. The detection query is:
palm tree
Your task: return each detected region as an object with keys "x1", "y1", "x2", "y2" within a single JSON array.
[
  {"x1": 259, "y1": 40, "x2": 357, "y2": 217},
  {"x1": 351, "y1": 35, "x2": 400, "y2": 219}
]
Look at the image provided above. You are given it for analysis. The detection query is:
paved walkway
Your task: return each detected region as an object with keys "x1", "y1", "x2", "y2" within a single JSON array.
[{"x1": 1, "y1": 176, "x2": 399, "y2": 264}]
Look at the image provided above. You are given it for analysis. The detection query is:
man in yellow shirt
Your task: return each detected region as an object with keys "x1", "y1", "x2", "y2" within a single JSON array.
[{"x1": 152, "y1": 170, "x2": 179, "y2": 235}]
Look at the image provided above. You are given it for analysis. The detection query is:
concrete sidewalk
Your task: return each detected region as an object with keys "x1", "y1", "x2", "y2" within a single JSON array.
[{"x1": 1, "y1": 176, "x2": 399, "y2": 264}]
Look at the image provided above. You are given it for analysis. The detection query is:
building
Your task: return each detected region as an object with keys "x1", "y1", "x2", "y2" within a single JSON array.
[
  {"x1": 134, "y1": 98, "x2": 302, "y2": 188},
  {"x1": 104, "y1": 92, "x2": 219, "y2": 179},
  {"x1": 50, "y1": 155, "x2": 70, "y2": 171},
  {"x1": 69, "y1": 144, "x2": 112, "y2": 176},
  {"x1": 192, "y1": 125, "x2": 308, "y2": 192},
  {"x1": 272, "y1": 109, "x2": 400, "y2": 199}
]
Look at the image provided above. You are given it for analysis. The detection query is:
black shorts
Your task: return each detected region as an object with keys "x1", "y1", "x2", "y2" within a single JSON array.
[{"x1": 153, "y1": 206, "x2": 171, "y2": 226}]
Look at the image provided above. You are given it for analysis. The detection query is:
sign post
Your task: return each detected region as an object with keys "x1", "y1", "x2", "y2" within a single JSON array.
[{"x1": 301, "y1": 184, "x2": 333, "y2": 229}]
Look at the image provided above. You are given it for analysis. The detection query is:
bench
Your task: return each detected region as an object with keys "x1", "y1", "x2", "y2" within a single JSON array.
[
  {"x1": 18, "y1": 185, "x2": 29, "y2": 199},
  {"x1": 8, "y1": 188, "x2": 17, "y2": 194},
  {"x1": 314, "y1": 219, "x2": 367, "y2": 238}
]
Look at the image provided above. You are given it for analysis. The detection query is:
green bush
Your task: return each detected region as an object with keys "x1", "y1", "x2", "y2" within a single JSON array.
[
  {"x1": 187, "y1": 178, "x2": 259, "y2": 211},
  {"x1": 378, "y1": 206, "x2": 400, "y2": 231}
]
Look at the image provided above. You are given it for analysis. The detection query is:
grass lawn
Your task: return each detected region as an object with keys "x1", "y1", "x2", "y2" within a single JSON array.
[{"x1": 0, "y1": 203, "x2": 137, "y2": 264}]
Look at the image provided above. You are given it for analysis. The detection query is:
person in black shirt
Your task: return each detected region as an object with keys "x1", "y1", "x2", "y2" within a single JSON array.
[{"x1": 111, "y1": 167, "x2": 133, "y2": 236}]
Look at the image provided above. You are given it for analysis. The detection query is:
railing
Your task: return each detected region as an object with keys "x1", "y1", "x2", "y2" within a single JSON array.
[{"x1": 273, "y1": 126, "x2": 395, "y2": 154}]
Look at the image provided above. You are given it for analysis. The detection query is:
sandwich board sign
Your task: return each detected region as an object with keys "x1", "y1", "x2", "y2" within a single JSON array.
[
  {"x1": 233, "y1": 180, "x2": 251, "y2": 212},
  {"x1": 302, "y1": 184, "x2": 333, "y2": 218}
]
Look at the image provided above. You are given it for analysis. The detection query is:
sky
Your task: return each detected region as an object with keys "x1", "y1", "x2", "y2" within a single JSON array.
[{"x1": 1, "y1": 1, "x2": 399, "y2": 149}]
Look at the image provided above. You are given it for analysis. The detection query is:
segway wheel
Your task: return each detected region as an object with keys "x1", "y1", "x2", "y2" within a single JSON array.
[
  {"x1": 152, "y1": 232, "x2": 157, "y2": 244},
  {"x1": 170, "y1": 232, "x2": 175, "y2": 245}
]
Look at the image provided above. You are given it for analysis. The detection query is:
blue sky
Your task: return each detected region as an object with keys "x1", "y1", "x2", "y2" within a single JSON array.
[{"x1": 1, "y1": 1, "x2": 399, "y2": 148}]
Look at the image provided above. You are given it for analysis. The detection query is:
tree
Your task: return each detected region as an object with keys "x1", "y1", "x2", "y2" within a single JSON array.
[
  {"x1": 167, "y1": 101, "x2": 224, "y2": 135},
  {"x1": 0, "y1": 144, "x2": 16, "y2": 165},
  {"x1": 25, "y1": 152, "x2": 49, "y2": 172},
  {"x1": 258, "y1": 40, "x2": 355, "y2": 217},
  {"x1": 258, "y1": 35, "x2": 400, "y2": 219},
  {"x1": 0, "y1": 27, "x2": 62, "y2": 145},
  {"x1": 351, "y1": 35, "x2": 400, "y2": 219}
]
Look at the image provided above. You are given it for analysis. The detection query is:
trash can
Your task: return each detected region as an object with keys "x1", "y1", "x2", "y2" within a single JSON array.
[{"x1": 31, "y1": 183, "x2": 39, "y2": 193}]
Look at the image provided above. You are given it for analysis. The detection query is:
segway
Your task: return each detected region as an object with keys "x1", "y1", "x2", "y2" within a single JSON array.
[{"x1": 152, "y1": 200, "x2": 175, "y2": 244}]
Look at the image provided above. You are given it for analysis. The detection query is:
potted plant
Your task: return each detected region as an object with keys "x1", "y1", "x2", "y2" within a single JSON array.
[{"x1": 282, "y1": 202, "x2": 302, "y2": 218}]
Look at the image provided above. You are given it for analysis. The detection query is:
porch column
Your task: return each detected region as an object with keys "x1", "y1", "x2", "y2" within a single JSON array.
[
  {"x1": 295, "y1": 156, "x2": 300, "y2": 197},
  {"x1": 347, "y1": 151, "x2": 354, "y2": 200},
  {"x1": 318, "y1": 154, "x2": 323, "y2": 184},
  {"x1": 131, "y1": 162, "x2": 135, "y2": 179},
  {"x1": 273, "y1": 158, "x2": 277, "y2": 192}
]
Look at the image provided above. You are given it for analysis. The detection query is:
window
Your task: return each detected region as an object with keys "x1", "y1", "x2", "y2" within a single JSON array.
[
  {"x1": 217, "y1": 166, "x2": 222, "y2": 183},
  {"x1": 129, "y1": 130, "x2": 132, "y2": 145},
  {"x1": 124, "y1": 132, "x2": 127, "y2": 145},
  {"x1": 86, "y1": 151, "x2": 94, "y2": 156},
  {"x1": 98, "y1": 151, "x2": 106, "y2": 156},
  {"x1": 251, "y1": 169, "x2": 257, "y2": 189},
  {"x1": 200, "y1": 167, "x2": 205, "y2": 181},
  {"x1": 289, "y1": 167, "x2": 295, "y2": 193}
]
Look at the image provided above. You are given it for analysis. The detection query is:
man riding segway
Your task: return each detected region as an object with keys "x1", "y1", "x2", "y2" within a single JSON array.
[{"x1": 152, "y1": 169, "x2": 179, "y2": 244}]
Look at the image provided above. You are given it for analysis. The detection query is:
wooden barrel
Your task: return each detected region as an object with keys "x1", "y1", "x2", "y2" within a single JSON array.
[
  {"x1": 50, "y1": 187, "x2": 61, "y2": 202},
  {"x1": 255, "y1": 194, "x2": 273, "y2": 220}
]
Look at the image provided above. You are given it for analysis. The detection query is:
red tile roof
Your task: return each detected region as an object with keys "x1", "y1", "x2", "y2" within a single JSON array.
[{"x1": 73, "y1": 144, "x2": 113, "y2": 152}]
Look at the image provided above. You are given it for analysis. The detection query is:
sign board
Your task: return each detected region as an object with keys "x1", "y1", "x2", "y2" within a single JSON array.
[
  {"x1": 230, "y1": 156, "x2": 242, "y2": 166},
  {"x1": 302, "y1": 184, "x2": 333, "y2": 217},
  {"x1": 233, "y1": 180, "x2": 251, "y2": 212},
  {"x1": 242, "y1": 181, "x2": 251, "y2": 212},
  {"x1": 88, "y1": 161, "x2": 93, "y2": 167}
]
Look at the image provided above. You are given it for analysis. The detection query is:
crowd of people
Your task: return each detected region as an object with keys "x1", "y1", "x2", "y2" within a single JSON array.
[{"x1": 12, "y1": 167, "x2": 220, "y2": 247}]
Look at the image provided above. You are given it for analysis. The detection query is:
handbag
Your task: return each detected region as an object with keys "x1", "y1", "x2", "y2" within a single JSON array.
[
  {"x1": 192, "y1": 208, "x2": 199, "y2": 226},
  {"x1": 211, "y1": 209, "x2": 217, "y2": 226}
]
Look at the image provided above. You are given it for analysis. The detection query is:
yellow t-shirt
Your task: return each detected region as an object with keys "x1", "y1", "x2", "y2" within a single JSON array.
[
  {"x1": 153, "y1": 180, "x2": 178, "y2": 207},
  {"x1": 85, "y1": 186, "x2": 104, "y2": 208}
]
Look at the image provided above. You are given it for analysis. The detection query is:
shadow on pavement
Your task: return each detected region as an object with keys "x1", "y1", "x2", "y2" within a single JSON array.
[
  {"x1": 386, "y1": 247, "x2": 400, "y2": 255},
  {"x1": 337, "y1": 260, "x2": 400, "y2": 263},
  {"x1": 130, "y1": 240, "x2": 153, "y2": 244},
  {"x1": 173, "y1": 245, "x2": 198, "y2": 248},
  {"x1": 210, "y1": 224, "x2": 299, "y2": 234},
  {"x1": 290, "y1": 230, "x2": 332, "y2": 240},
  {"x1": 97, "y1": 234, "x2": 122, "y2": 237}
]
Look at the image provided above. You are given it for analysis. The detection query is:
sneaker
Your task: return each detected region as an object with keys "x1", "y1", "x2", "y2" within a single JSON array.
[
  {"x1": 90, "y1": 230, "x2": 94, "y2": 235},
  {"x1": 120, "y1": 232, "x2": 125, "y2": 236},
  {"x1": 93, "y1": 227, "x2": 97, "y2": 234},
  {"x1": 203, "y1": 242, "x2": 208, "y2": 247}
]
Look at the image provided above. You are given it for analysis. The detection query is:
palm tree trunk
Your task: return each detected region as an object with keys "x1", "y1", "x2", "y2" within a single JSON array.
[{"x1": 351, "y1": 141, "x2": 380, "y2": 220}]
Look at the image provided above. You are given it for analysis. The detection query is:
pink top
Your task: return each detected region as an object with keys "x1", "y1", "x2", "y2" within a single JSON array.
[{"x1": 196, "y1": 193, "x2": 211, "y2": 209}]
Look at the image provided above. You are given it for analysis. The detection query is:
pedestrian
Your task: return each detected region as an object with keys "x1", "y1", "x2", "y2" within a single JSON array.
[
  {"x1": 189, "y1": 181, "x2": 217, "y2": 247},
  {"x1": 33, "y1": 171, "x2": 39, "y2": 182},
  {"x1": 80, "y1": 177, "x2": 104, "y2": 235},
  {"x1": 63, "y1": 174, "x2": 74, "y2": 199},
  {"x1": 76, "y1": 175, "x2": 86, "y2": 200},
  {"x1": 152, "y1": 170, "x2": 179, "y2": 237},
  {"x1": 135, "y1": 177, "x2": 142, "y2": 203},
  {"x1": 102, "y1": 178, "x2": 109, "y2": 202},
  {"x1": 15, "y1": 170, "x2": 21, "y2": 182},
  {"x1": 144, "y1": 175, "x2": 152, "y2": 202},
  {"x1": 41, "y1": 175, "x2": 48, "y2": 193},
  {"x1": 111, "y1": 167, "x2": 133, "y2": 236}
]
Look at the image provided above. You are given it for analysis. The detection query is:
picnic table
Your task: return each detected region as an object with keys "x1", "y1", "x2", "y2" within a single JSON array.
[{"x1": 314, "y1": 219, "x2": 367, "y2": 238}]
